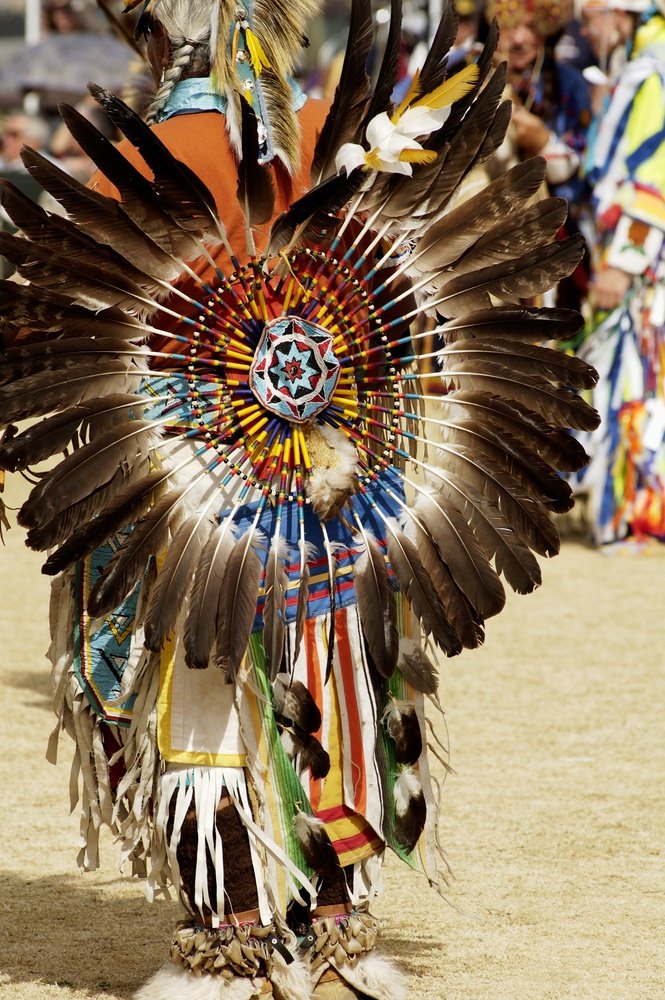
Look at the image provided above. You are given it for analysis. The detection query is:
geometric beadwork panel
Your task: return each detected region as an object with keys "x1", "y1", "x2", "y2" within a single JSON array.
[{"x1": 249, "y1": 315, "x2": 341, "y2": 423}]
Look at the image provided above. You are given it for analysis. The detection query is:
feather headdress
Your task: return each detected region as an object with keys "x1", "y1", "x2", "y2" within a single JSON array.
[{"x1": 0, "y1": 0, "x2": 598, "y2": 712}]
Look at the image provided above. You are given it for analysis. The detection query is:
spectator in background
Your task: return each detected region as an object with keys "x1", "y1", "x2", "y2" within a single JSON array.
[
  {"x1": 573, "y1": 0, "x2": 665, "y2": 546},
  {"x1": 486, "y1": 0, "x2": 592, "y2": 308},
  {"x1": 487, "y1": 0, "x2": 590, "y2": 198},
  {"x1": 43, "y1": 0, "x2": 101, "y2": 34},
  {"x1": 0, "y1": 113, "x2": 50, "y2": 172},
  {"x1": 0, "y1": 113, "x2": 52, "y2": 277}
]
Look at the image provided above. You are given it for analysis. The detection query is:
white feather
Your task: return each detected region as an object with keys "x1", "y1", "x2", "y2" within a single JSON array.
[{"x1": 393, "y1": 767, "x2": 422, "y2": 818}]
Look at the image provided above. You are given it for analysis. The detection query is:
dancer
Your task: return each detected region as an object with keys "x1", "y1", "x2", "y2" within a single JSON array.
[{"x1": 0, "y1": 1, "x2": 598, "y2": 997}]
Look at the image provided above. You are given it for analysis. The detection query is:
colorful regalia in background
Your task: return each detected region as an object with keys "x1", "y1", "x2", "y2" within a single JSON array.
[
  {"x1": 576, "y1": 2, "x2": 665, "y2": 546},
  {"x1": 0, "y1": 0, "x2": 599, "y2": 997}
]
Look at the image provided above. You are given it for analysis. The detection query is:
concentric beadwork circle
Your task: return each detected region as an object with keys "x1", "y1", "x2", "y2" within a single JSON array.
[{"x1": 249, "y1": 316, "x2": 340, "y2": 423}]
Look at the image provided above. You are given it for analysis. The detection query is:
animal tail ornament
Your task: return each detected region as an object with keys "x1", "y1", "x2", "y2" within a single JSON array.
[{"x1": 0, "y1": 0, "x2": 599, "y2": 992}]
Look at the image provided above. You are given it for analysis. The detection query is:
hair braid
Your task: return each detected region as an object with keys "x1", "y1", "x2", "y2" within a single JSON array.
[{"x1": 145, "y1": 39, "x2": 199, "y2": 125}]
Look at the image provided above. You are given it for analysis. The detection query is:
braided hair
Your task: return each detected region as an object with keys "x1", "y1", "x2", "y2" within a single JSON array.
[{"x1": 143, "y1": 0, "x2": 218, "y2": 125}]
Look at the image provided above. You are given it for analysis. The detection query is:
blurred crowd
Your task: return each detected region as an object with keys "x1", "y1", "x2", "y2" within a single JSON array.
[{"x1": 1, "y1": 0, "x2": 665, "y2": 548}]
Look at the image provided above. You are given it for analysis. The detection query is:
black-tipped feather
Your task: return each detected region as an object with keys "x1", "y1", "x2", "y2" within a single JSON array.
[{"x1": 311, "y1": 0, "x2": 373, "y2": 182}]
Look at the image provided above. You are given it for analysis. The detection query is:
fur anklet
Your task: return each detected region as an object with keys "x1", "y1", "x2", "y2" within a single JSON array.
[
  {"x1": 302, "y1": 911, "x2": 379, "y2": 977},
  {"x1": 170, "y1": 919, "x2": 290, "y2": 980}
]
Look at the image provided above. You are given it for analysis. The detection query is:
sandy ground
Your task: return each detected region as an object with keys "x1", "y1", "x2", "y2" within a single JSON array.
[{"x1": 1, "y1": 468, "x2": 664, "y2": 1000}]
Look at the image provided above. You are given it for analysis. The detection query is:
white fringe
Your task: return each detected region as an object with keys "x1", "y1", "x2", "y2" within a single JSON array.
[{"x1": 133, "y1": 963, "x2": 268, "y2": 1000}]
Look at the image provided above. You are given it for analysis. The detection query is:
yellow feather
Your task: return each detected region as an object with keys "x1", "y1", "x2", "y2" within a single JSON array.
[
  {"x1": 246, "y1": 29, "x2": 271, "y2": 76},
  {"x1": 411, "y1": 63, "x2": 479, "y2": 111},
  {"x1": 398, "y1": 149, "x2": 439, "y2": 164},
  {"x1": 391, "y1": 69, "x2": 422, "y2": 124}
]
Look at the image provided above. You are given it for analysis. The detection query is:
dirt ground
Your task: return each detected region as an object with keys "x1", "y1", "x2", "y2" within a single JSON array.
[{"x1": 1, "y1": 467, "x2": 664, "y2": 1000}]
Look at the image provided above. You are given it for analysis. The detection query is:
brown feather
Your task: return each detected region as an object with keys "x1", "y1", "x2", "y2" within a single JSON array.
[
  {"x1": 311, "y1": 0, "x2": 373, "y2": 182},
  {"x1": 87, "y1": 484, "x2": 187, "y2": 617},
  {"x1": 431, "y1": 474, "x2": 542, "y2": 595},
  {"x1": 442, "y1": 389, "x2": 590, "y2": 473},
  {"x1": 40, "y1": 469, "x2": 171, "y2": 573},
  {"x1": 432, "y1": 448, "x2": 560, "y2": 557},
  {"x1": 263, "y1": 536, "x2": 289, "y2": 680},
  {"x1": 414, "y1": 489, "x2": 506, "y2": 618},
  {"x1": 396, "y1": 637, "x2": 439, "y2": 696},
  {"x1": 0, "y1": 361, "x2": 139, "y2": 425},
  {"x1": 184, "y1": 521, "x2": 236, "y2": 669},
  {"x1": 435, "y1": 236, "x2": 585, "y2": 316},
  {"x1": 18, "y1": 418, "x2": 160, "y2": 529},
  {"x1": 441, "y1": 358, "x2": 600, "y2": 432},
  {"x1": 354, "y1": 532, "x2": 399, "y2": 678},
  {"x1": 386, "y1": 524, "x2": 462, "y2": 656},
  {"x1": 144, "y1": 513, "x2": 212, "y2": 652},
  {"x1": 442, "y1": 306, "x2": 584, "y2": 345},
  {"x1": 0, "y1": 394, "x2": 143, "y2": 470},
  {"x1": 273, "y1": 676, "x2": 321, "y2": 735},
  {"x1": 434, "y1": 417, "x2": 575, "y2": 513},
  {"x1": 383, "y1": 699, "x2": 422, "y2": 766},
  {"x1": 405, "y1": 514, "x2": 483, "y2": 649},
  {"x1": 215, "y1": 529, "x2": 264, "y2": 682}
]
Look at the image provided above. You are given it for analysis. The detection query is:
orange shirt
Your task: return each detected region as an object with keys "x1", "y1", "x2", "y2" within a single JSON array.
[{"x1": 91, "y1": 99, "x2": 330, "y2": 271}]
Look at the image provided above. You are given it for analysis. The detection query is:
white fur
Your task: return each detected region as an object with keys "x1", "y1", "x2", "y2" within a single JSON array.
[
  {"x1": 270, "y1": 953, "x2": 314, "y2": 1000},
  {"x1": 133, "y1": 963, "x2": 268, "y2": 1000},
  {"x1": 331, "y1": 952, "x2": 408, "y2": 1000}
]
